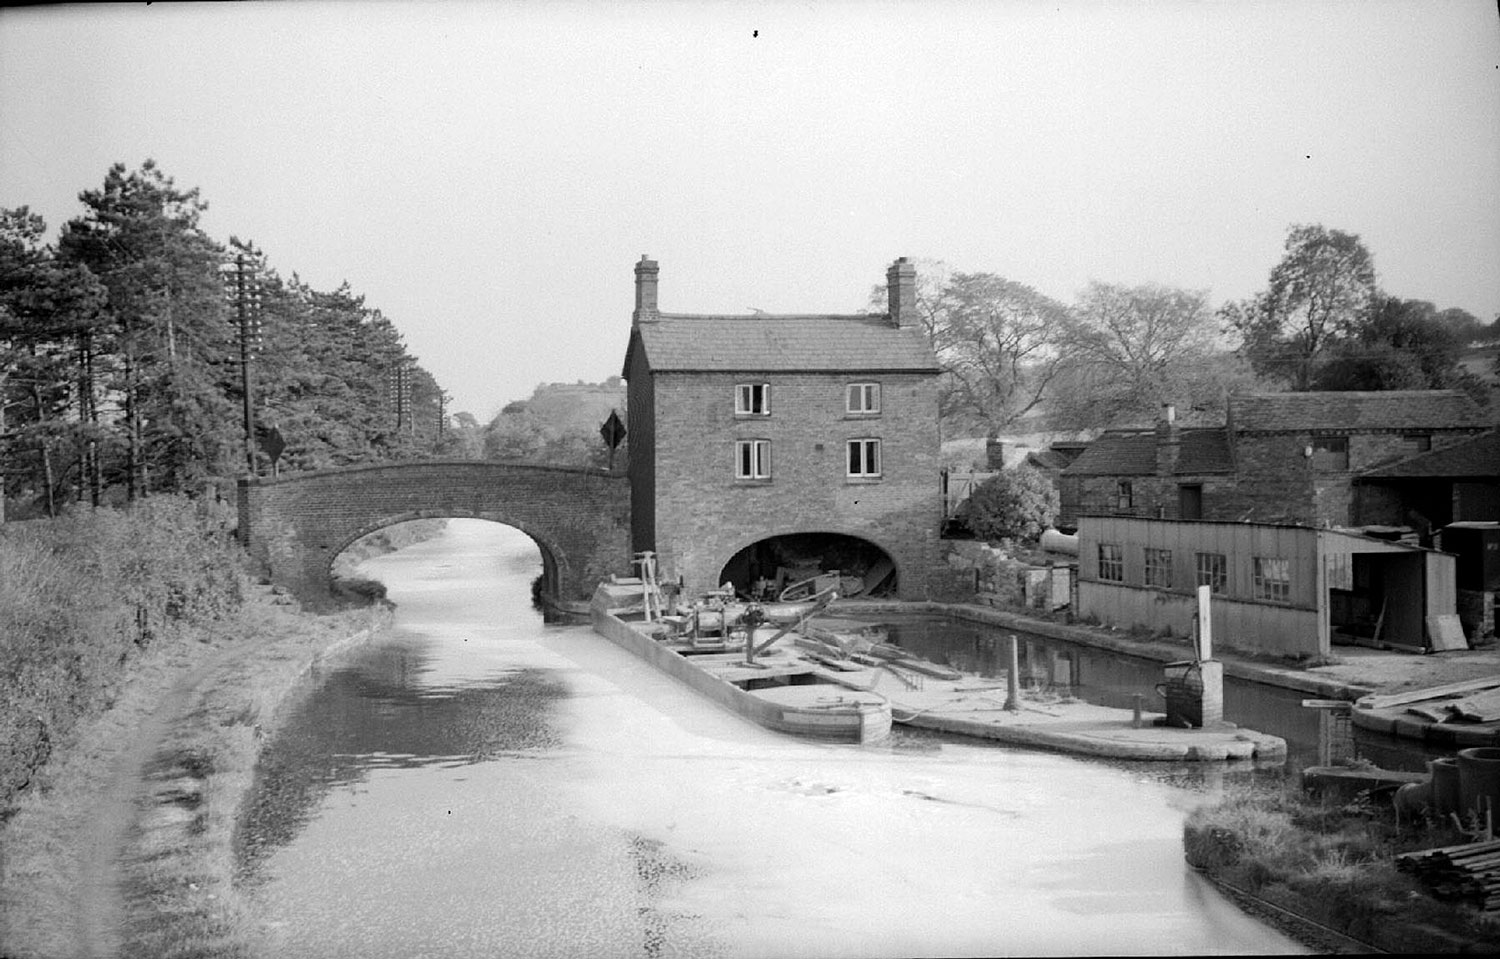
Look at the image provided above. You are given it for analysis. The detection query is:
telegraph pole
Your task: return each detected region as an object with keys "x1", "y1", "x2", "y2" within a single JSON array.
[{"x1": 222, "y1": 254, "x2": 260, "y2": 476}]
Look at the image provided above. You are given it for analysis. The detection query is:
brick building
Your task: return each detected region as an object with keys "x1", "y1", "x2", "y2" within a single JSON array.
[
  {"x1": 622, "y1": 256, "x2": 943, "y2": 599},
  {"x1": 1059, "y1": 391, "x2": 1490, "y2": 529}
]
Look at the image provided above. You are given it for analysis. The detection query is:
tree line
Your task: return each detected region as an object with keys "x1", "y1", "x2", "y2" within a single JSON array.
[
  {"x1": 1, "y1": 160, "x2": 457, "y2": 520},
  {"x1": 879, "y1": 224, "x2": 1495, "y2": 436}
]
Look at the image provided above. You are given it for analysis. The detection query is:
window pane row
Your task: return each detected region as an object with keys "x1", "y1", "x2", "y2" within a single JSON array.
[
  {"x1": 734, "y1": 439, "x2": 882, "y2": 479},
  {"x1": 1095, "y1": 548, "x2": 1289, "y2": 605},
  {"x1": 734, "y1": 383, "x2": 883, "y2": 416}
]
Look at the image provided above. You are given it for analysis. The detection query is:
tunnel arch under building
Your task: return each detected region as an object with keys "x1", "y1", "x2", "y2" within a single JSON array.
[{"x1": 715, "y1": 531, "x2": 898, "y2": 601}]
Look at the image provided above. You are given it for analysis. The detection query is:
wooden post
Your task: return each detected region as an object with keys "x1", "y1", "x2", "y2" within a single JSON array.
[{"x1": 1004, "y1": 635, "x2": 1020, "y2": 712}]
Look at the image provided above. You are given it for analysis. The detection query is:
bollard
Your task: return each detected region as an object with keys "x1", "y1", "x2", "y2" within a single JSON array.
[
  {"x1": 1004, "y1": 635, "x2": 1020, "y2": 712},
  {"x1": 1132, "y1": 693, "x2": 1144, "y2": 728}
]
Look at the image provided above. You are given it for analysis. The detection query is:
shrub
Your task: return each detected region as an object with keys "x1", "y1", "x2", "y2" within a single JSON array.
[
  {"x1": 954, "y1": 465, "x2": 1059, "y2": 542},
  {"x1": 0, "y1": 496, "x2": 247, "y2": 810}
]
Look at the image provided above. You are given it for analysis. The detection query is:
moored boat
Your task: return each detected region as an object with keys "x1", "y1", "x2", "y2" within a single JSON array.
[{"x1": 590, "y1": 583, "x2": 892, "y2": 743}]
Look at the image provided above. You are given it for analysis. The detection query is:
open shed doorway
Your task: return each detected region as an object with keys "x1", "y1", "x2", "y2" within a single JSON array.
[{"x1": 717, "y1": 532, "x2": 896, "y2": 602}]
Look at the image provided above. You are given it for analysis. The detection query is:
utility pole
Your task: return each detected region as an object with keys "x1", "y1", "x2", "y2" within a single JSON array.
[{"x1": 221, "y1": 254, "x2": 260, "y2": 476}]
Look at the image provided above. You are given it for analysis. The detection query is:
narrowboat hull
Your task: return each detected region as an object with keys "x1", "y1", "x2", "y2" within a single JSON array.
[{"x1": 591, "y1": 589, "x2": 892, "y2": 744}]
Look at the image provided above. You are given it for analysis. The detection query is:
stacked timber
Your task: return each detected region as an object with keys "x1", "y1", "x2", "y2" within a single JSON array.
[{"x1": 1397, "y1": 839, "x2": 1500, "y2": 911}]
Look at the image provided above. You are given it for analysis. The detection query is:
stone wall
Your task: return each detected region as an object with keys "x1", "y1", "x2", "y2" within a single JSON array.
[
  {"x1": 239, "y1": 461, "x2": 631, "y2": 606},
  {"x1": 944, "y1": 540, "x2": 1072, "y2": 613},
  {"x1": 648, "y1": 370, "x2": 941, "y2": 598}
]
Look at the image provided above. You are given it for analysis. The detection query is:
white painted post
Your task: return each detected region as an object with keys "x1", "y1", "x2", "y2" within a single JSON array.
[
  {"x1": 1197, "y1": 584, "x2": 1213, "y2": 662},
  {"x1": 1197, "y1": 584, "x2": 1223, "y2": 725},
  {"x1": 1004, "y1": 635, "x2": 1020, "y2": 712}
]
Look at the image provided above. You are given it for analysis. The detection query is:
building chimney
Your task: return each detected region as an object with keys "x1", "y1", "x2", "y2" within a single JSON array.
[
  {"x1": 985, "y1": 437, "x2": 1007, "y2": 470},
  {"x1": 633, "y1": 255, "x2": 659, "y2": 323},
  {"x1": 887, "y1": 256, "x2": 916, "y2": 329},
  {"x1": 1155, "y1": 403, "x2": 1180, "y2": 475}
]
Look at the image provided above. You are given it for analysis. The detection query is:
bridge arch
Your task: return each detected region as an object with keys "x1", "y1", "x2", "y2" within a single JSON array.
[
  {"x1": 326, "y1": 510, "x2": 566, "y2": 599},
  {"x1": 238, "y1": 461, "x2": 631, "y2": 609}
]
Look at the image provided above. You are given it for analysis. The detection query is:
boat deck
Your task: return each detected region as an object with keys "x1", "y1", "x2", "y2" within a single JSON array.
[{"x1": 595, "y1": 599, "x2": 1286, "y2": 761}]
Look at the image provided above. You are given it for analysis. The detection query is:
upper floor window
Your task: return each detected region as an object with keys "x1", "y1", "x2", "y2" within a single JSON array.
[
  {"x1": 847, "y1": 438, "x2": 881, "y2": 478},
  {"x1": 1195, "y1": 552, "x2": 1227, "y2": 594},
  {"x1": 1098, "y1": 543, "x2": 1124, "y2": 582},
  {"x1": 1116, "y1": 480, "x2": 1134, "y2": 511},
  {"x1": 1404, "y1": 434, "x2": 1432, "y2": 453},
  {"x1": 1144, "y1": 548, "x2": 1172, "y2": 588},
  {"x1": 735, "y1": 383, "x2": 770, "y2": 416},
  {"x1": 1311, "y1": 435, "x2": 1348, "y2": 471},
  {"x1": 846, "y1": 382, "x2": 881, "y2": 415},
  {"x1": 736, "y1": 439, "x2": 771, "y2": 480},
  {"x1": 1253, "y1": 556, "x2": 1291, "y2": 604}
]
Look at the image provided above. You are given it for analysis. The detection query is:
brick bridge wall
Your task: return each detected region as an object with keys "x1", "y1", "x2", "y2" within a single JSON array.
[{"x1": 238, "y1": 461, "x2": 631, "y2": 607}]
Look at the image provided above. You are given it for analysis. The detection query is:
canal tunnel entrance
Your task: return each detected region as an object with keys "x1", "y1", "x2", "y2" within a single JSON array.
[{"x1": 716, "y1": 532, "x2": 897, "y2": 601}]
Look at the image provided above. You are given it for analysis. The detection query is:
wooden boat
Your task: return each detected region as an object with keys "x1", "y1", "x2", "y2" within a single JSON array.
[
  {"x1": 590, "y1": 585, "x2": 892, "y2": 743},
  {"x1": 807, "y1": 626, "x2": 965, "y2": 681}
]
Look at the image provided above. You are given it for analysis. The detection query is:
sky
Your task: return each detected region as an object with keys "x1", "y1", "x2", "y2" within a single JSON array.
[{"x1": 2, "y1": 0, "x2": 1497, "y2": 420}]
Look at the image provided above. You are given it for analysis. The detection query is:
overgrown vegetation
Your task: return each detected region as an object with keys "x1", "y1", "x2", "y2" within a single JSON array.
[
  {"x1": 953, "y1": 464, "x2": 1059, "y2": 542},
  {"x1": 0, "y1": 495, "x2": 245, "y2": 812},
  {"x1": 1185, "y1": 780, "x2": 1500, "y2": 952},
  {"x1": 1, "y1": 161, "x2": 457, "y2": 522}
]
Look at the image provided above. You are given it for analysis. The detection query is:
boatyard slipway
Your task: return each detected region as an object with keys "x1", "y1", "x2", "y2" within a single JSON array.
[{"x1": 247, "y1": 521, "x2": 1306, "y2": 957}]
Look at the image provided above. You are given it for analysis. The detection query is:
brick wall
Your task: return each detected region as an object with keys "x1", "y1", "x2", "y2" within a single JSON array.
[
  {"x1": 646, "y1": 370, "x2": 941, "y2": 598},
  {"x1": 240, "y1": 461, "x2": 631, "y2": 605}
]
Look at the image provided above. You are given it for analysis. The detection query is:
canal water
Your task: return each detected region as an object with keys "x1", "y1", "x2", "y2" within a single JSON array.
[
  {"x1": 862, "y1": 612, "x2": 1452, "y2": 776},
  {"x1": 238, "y1": 520, "x2": 1309, "y2": 957}
]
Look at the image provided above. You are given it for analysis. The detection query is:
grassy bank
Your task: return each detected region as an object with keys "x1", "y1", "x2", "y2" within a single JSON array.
[
  {"x1": 0, "y1": 497, "x2": 392, "y2": 958},
  {"x1": 1185, "y1": 779, "x2": 1500, "y2": 953},
  {"x1": 0, "y1": 497, "x2": 245, "y2": 812},
  {"x1": 0, "y1": 585, "x2": 387, "y2": 959}
]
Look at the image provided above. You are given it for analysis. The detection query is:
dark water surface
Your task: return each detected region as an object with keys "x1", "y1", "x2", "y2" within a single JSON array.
[
  {"x1": 237, "y1": 521, "x2": 1308, "y2": 958},
  {"x1": 863, "y1": 612, "x2": 1452, "y2": 775}
]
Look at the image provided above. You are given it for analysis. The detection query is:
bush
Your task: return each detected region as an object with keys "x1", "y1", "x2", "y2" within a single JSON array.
[
  {"x1": 954, "y1": 465, "x2": 1059, "y2": 542},
  {"x1": 0, "y1": 496, "x2": 247, "y2": 810}
]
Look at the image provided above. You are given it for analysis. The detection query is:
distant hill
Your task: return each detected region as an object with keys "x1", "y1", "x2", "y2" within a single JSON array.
[{"x1": 500, "y1": 377, "x2": 626, "y2": 431}]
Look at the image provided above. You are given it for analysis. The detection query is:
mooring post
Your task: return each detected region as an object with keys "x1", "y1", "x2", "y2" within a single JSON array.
[{"x1": 1004, "y1": 634, "x2": 1020, "y2": 712}]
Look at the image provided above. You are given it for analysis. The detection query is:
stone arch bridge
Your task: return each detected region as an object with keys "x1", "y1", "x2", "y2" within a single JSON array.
[{"x1": 237, "y1": 461, "x2": 631, "y2": 609}]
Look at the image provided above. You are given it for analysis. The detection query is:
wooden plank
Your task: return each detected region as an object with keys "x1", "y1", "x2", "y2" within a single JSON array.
[
  {"x1": 1358, "y1": 675, "x2": 1500, "y2": 711},
  {"x1": 1449, "y1": 688, "x2": 1500, "y2": 723},
  {"x1": 1429, "y1": 613, "x2": 1469, "y2": 653}
]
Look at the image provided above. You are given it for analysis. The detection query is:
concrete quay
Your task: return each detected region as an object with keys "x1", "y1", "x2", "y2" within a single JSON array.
[{"x1": 813, "y1": 664, "x2": 1287, "y2": 761}]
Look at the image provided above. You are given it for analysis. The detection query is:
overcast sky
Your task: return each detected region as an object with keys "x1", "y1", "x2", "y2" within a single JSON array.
[{"x1": 2, "y1": 0, "x2": 1497, "y2": 419}]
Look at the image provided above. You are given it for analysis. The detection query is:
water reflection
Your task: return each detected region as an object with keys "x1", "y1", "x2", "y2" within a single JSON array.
[
  {"x1": 236, "y1": 632, "x2": 566, "y2": 880},
  {"x1": 864, "y1": 612, "x2": 1451, "y2": 775}
]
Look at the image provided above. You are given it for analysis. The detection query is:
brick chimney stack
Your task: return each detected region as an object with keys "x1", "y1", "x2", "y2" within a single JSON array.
[
  {"x1": 1155, "y1": 403, "x2": 1181, "y2": 476},
  {"x1": 633, "y1": 255, "x2": 659, "y2": 323},
  {"x1": 887, "y1": 256, "x2": 916, "y2": 329}
]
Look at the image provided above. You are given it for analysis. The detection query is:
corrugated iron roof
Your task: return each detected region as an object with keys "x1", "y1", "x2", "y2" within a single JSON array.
[
  {"x1": 1230, "y1": 390, "x2": 1486, "y2": 432},
  {"x1": 624, "y1": 312, "x2": 941, "y2": 374}
]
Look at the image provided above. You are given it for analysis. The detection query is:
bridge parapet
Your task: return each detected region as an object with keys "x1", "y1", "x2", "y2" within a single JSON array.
[{"x1": 238, "y1": 460, "x2": 631, "y2": 607}]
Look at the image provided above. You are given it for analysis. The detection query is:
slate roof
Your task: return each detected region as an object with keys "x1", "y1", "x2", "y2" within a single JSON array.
[
  {"x1": 1061, "y1": 428, "x2": 1234, "y2": 476},
  {"x1": 623, "y1": 312, "x2": 941, "y2": 375},
  {"x1": 1229, "y1": 390, "x2": 1487, "y2": 433},
  {"x1": 1360, "y1": 430, "x2": 1500, "y2": 479}
]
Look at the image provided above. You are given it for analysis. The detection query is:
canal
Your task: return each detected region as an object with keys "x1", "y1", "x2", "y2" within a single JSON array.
[
  {"x1": 861, "y1": 611, "x2": 1451, "y2": 776},
  {"x1": 237, "y1": 520, "x2": 1310, "y2": 957}
]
